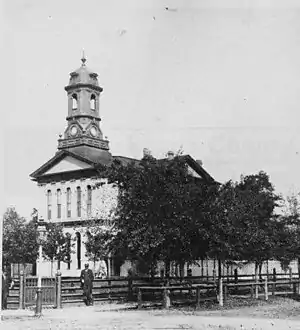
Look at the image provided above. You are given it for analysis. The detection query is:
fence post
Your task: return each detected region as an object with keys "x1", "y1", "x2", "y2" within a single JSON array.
[
  {"x1": 54, "y1": 274, "x2": 57, "y2": 309},
  {"x1": 137, "y1": 288, "x2": 142, "y2": 309},
  {"x1": 289, "y1": 267, "x2": 293, "y2": 289},
  {"x1": 163, "y1": 288, "x2": 171, "y2": 309},
  {"x1": 218, "y1": 278, "x2": 223, "y2": 307},
  {"x1": 250, "y1": 284, "x2": 254, "y2": 298},
  {"x1": 293, "y1": 282, "x2": 297, "y2": 296},
  {"x1": 272, "y1": 281, "x2": 275, "y2": 296},
  {"x1": 224, "y1": 284, "x2": 228, "y2": 302},
  {"x1": 234, "y1": 269, "x2": 238, "y2": 284},
  {"x1": 212, "y1": 269, "x2": 216, "y2": 284},
  {"x1": 273, "y1": 268, "x2": 276, "y2": 282},
  {"x1": 56, "y1": 271, "x2": 62, "y2": 309},
  {"x1": 255, "y1": 279, "x2": 259, "y2": 299},
  {"x1": 196, "y1": 286, "x2": 200, "y2": 308},
  {"x1": 19, "y1": 271, "x2": 24, "y2": 309},
  {"x1": 234, "y1": 269, "x2": 238, "y2": 294},
  {"x1": 128, "y1": 277, "x2": 133, "y2": 301},
  {"x1": 264, "y1": 277, "x2": 268, "y2": 301}
]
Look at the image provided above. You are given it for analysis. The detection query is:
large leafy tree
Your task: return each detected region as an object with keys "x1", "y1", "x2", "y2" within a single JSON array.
[
  {"x1": 277, "y1": 192, "x2": 300, "y2": 277},
  {"x1": 207, "y1": 180, "x2": 243, "y2": 277},
  {"x1": 3, "y1": 207, "x2": 39, "y2": 268},
  {"x1": 235, "y1": 172, "x2": 282, "y2": 266},
  {"x1": 102, "y1": 152, "x2": 216, "y2": 276},
  {"x1": 208, "y1": 172, "x2": 282, "y2": 278}
]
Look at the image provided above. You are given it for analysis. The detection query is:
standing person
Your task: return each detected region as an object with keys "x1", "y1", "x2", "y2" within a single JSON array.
[{"x1": 80, "y1": 263, "x2": 94, "y2": 306}]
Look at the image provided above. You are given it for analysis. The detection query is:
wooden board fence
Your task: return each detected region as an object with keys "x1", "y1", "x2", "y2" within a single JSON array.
[{"x1": 9, "y1": 272, "x2": 300, "y2": 310}]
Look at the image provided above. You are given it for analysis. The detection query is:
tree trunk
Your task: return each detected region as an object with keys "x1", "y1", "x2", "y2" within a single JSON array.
[
  {"x1": 179, "y1": 261, "x2": 185, "y2": 278},
  {"x1": 298, "y1": 258, "x2": 300, "y2": 279},
  {"x1": 254, "y1": 261, "x2": 259, "y2": 299},
  {"x1": 22, "y1": 263, "x2": 26, "y2": 276},
  {"x1": 51, "y1": 260, "x2": 53, "y2": 277},
  {"x1": 165, "y1": 260, "x2": 170, "y2": 286},
  {"x1": 218, "y1": 259, "x2": 222, "y2": 279},
  {"x1": 150, "y1": 259, "x2": 157, "y2": 279},
  {"x1": 259, "y1": 262, "x2": 263, "y2": 280}
]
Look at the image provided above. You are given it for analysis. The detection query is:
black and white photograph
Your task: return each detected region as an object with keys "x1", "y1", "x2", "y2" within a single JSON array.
[{"x1": 3, "y1": 0, "x2": 300, "y2": 329}]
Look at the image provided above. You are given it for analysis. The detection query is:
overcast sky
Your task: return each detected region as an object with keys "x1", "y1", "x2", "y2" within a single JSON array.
[{"x1": 3, "y1": 0, "x2": 300, "y2": 219}]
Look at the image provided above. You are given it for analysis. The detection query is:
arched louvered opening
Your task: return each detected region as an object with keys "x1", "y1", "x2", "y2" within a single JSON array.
[
  {"x1": 90, "y1": 94, "x2": 96, "y2": 110},
  {"x1": 72, "y1": 94, "x2": 78, "y2": 110}
]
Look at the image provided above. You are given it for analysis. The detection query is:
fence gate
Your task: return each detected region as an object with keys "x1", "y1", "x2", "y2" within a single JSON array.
[{"x1": 24, "y1": 277, "x2": 56, "y2": 308}]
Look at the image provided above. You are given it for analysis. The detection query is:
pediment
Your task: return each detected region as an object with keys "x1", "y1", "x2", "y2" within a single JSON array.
[{"x1": 44, "y1": 156, "x2": 92, "y2": 175}]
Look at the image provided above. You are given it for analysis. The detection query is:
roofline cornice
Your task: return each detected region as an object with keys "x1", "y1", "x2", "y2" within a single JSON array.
[{"x1": 64, "y1": 83, "x2": 103, "y2": 93}]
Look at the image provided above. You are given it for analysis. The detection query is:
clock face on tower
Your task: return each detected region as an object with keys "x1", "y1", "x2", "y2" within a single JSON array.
[
  {"x1": 90, "y1": 126, "x2": 97, "y2": 137},
  {"x1": 70, "y1": 125, "x2": 78, "y2": 136}
]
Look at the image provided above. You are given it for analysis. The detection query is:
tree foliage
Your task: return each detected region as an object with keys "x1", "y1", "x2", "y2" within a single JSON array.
[
  {"x1": 84, "y1": 228, "x2": 112, "y2": 264},
  {"x1": 3, "y1": 207, "x2": 39, "y2": 267},
  {"x1": 102, "y1": 153, "x2": 217, "y2": 273},
  {"x1": 277, "y1": 193, "x2": 300, "y2": 274},
  {"x1": 42, "y1": 223, "x2": 73, "y2": 267},
  {"x1": 209, "y1": 172, "x2": 282, "y2": 267},
  {"x1": 233, "y1": 171, "x2": 282, "y2": 264},
  {"x1": 91, "y1": 154, "x2": 289, "y2": 277}
]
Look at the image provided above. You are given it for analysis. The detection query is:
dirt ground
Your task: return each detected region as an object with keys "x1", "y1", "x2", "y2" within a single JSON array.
[{"x1": 3, "y1": 297, "x2": 300, "y2": 329}]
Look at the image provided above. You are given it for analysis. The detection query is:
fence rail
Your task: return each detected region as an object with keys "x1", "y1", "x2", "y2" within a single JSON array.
[
  {"x1": 7, "y1": 271, "x2": 300, "y2": 309},
  {"x1": 14, "y1": 273, "x2": 59, "y2": 309}
]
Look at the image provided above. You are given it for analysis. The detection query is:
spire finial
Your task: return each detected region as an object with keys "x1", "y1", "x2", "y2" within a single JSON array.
[{"x1": 81, "y1": 49, "x2": 86, "y2": 65}]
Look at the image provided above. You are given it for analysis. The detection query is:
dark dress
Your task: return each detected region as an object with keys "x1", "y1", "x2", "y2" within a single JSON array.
[{"x1": 80, "y1": 269, "x2": 94, "y2": 305}]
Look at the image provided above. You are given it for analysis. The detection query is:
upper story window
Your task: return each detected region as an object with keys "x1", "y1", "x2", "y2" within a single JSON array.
[
  {"x1": 90, "y1": 94, "x2": 96, "y2": 110},
  {"x1": 77, "y1": 186, "x2": 81, "y2": 217},
  {"x1": 72, "y1": 94, "x2": 78, "y2": 110},
  {"x1": 47, "y1": 190, "x2": 52, "y2": 220},
  {"x1": 66, "y1": 188, "x2": 71, "y2": 218},
  {"x1": 87, "y1": 185, "x2": 92, "y2": 216},
  {"x1": 57, "y1": 189, "x2": 61, "y2": 219}
]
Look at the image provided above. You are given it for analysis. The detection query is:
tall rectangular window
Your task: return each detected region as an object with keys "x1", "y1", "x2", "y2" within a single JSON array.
[
  {"x1": 87, "y1": 185, "x2": 92, "y2": 216},
  {"x1": 47, "y1": 190, "x2": 52, "y2": 220},
  {"x1": 57, "y1": 189, "x2": 61, "y2": 219},
  {"x1": 66, "y1": 188, "x2": 71, "y2": 218},
  {"x1": 77, "y1": 187, "x2": 81, "y2": 217}
]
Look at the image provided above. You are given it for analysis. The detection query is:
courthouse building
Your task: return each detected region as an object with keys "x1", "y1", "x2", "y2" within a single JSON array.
[{"x1": 30, "y1": 55, "x2": 216, "y2": 277}]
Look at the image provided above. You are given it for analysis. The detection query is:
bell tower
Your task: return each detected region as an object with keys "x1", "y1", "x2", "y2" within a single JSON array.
[{"x1": 58, "y1": 53, "x2": 109, "y2": 151}]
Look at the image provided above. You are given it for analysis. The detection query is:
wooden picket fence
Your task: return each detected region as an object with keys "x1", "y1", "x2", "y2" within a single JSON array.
[{"x1": 8, "y1": 272, "x2": 61, "y2": 310}]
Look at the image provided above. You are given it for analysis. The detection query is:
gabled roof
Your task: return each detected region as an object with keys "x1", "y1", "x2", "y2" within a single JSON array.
[
  {"x1": 180, "y1": 155, "x2": 216, "y2": 183},
  {"x1": 64, "y1": 146, "x2": 112, "y2": 165},
  {"x1": 105, "y1": 154, "x2": 216, "y2": 183},
  {"x1": 111, "y1": 155, "x2": 140, "y2": 166},
  {"x1": 30, "y1": 147, "x2": 109, "y2": 179},
  {"x1": 31, "y1": 148, "x2": 217, "y2": 184}
]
